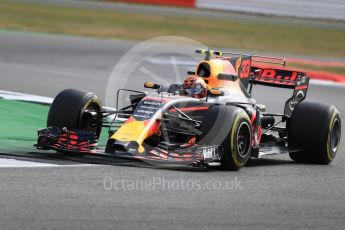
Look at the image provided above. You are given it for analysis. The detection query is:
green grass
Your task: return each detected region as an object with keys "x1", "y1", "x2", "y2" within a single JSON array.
[
  {"x1": 0, "y1": 99, "x2": 49, "y2": 151},
  {"x1": 0, "y1": 0, "x2": 345, "y2": 58},
  {"x1": 0, "y1": 99, "x2": 108, "y2": 152}
]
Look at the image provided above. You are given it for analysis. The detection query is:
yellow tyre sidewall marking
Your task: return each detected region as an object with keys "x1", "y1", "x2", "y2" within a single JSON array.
[
  {"x1": 326, "y1": 110, "x2": 339, "y2": 161},
  {"x1": 230, "y1": 113, "x2": 249, "y2": 167},
  {"x1": 83, "y1": 97, "x2": 102, "y2": 110}
]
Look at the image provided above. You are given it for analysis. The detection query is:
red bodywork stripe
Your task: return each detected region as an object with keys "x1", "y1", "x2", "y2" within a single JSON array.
[
  {"x1": 295, "y1": 85, "x2": 308, "y2": 90},
  {"x1": 169, "y1": 106, "x2": 209, "y2": 112},
  {"x1": 144, "y1": 97, "x2": 171, "y2": 102},
  {"x1": 250, "y1": 110, "x2": 257, "y2": 124}
]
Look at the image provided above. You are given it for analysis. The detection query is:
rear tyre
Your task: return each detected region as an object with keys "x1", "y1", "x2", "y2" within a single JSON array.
[
  {"x1": 47, "y1": 89, "x2": 102, "y2": 137},
  {"x1": 288, "y1": 101, "x2": 341, "y2": 164},
  {"x1": 199, "y1": 105, "x2": 252, "y2": 171}
]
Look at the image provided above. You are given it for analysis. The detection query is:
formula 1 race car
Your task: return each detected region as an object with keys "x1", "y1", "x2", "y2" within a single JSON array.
[{"x1": 36, "y1": 49, "x2": 342, "y2": 170}]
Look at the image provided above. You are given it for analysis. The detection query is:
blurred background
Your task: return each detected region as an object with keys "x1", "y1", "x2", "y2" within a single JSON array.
[{"x1": 1, "y1": 0, "x2": 344, "y2": 69}]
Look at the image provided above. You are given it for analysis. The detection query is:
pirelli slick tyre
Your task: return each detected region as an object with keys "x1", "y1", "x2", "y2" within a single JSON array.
[
  {"x1": 199, "y1": 105, "x2": 252, "y2": 171},
  {"x1": 47, "y1": 89, "x2": 103, "y2": 138},
  {"x1": 288, "y1": 101, "x2": 341, "y2": 164}
]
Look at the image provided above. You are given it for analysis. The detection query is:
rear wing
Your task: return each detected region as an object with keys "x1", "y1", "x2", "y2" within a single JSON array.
[
  {"x1": 250, "y1": 66, "x2": 310, "y2": 115},
  {"x1": 250, "y1": 66, "x2": 306, "y2": 88},
  {"x1": 196, "y1": 49, "x2": 287, "y2": 89},
  {"x1": 195, "y1": 49, "x2": 309, "y2": 115}
]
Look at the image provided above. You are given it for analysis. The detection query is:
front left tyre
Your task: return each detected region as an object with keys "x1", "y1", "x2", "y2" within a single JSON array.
[{"x1": 47, "y1": 89, "x2": 103, "y2": 138}]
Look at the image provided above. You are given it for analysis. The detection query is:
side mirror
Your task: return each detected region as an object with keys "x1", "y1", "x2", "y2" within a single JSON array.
[
  {"x1": 144, "y1": 82, "x2": 161, "y2": 89},
  {"x1": 254, "y1": 69, "x2": 261, "y2": 77},
  {"x1": 218, "y1": 73, "x2": 238, "y2": 81},
  {"x1": 209, "y1": 88, "x2": 225, "y2": 96}
]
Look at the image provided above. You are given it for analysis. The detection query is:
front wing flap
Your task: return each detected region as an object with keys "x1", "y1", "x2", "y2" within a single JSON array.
[{"x1": 36, "y1": 127, "x2": 223, "y2": 166}]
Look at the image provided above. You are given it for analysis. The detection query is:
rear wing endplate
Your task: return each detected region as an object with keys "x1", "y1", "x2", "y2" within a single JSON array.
[{"x1": 250, "y1": 66, "x2": 310, "y2": 115}]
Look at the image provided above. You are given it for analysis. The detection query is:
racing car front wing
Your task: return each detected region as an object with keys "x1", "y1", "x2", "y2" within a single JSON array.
[{"x1": 35, "y1": 127, "x2": 223, "y2": 167}]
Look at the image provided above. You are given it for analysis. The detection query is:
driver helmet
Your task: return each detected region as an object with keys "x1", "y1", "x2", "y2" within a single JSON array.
[{"x1": 183, "y1": 76, "x2": 207, "y2": 98}]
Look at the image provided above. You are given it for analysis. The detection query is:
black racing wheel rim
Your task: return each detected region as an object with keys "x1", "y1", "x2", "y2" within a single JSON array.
[
  {"x1": 330, "y1": 118, "x2": 341, "y2": 153},
  {"x1": 236, "y1": 122, "x2": 251, "y2": 158},
  {"x1": 80, "y1": 103, "x2": 102, "y2": 137}
]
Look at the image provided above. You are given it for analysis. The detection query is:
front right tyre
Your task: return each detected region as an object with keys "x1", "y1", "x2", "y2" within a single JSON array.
[{"x1": 199, "y1": 105, "x2": 252, "y2": 171}]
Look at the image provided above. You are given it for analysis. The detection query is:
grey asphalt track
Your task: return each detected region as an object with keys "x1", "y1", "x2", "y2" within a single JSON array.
[{"x1": 0, "y1": 31, "x2": 345, "y2": 230}]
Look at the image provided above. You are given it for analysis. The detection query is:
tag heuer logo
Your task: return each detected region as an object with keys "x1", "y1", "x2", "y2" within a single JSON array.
[{"x1": 203, "y1": 148, "x2": 217, "y2": 159}]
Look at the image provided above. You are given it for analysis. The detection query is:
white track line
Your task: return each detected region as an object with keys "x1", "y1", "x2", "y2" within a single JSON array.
[
  {"x1": 309, "y1": 79, "x2": 345, "y2": 88},
  {"x1": 0, "y1": 90, "x2": 53, "y2": 104},
  {"x1": 0, "y1": 90, "x2": 116, "y2": 110},
  {"x1": 0, "y1": 158, "x2": 97, "y2": 168}
]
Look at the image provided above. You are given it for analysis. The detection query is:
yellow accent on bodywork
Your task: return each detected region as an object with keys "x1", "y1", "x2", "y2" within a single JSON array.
[
  {"x1": 209, "y1": 88, "x2": 223, "y2": 95},
  {"x1": 110, "y1": 120, "x2": 148, "y2": 153},
  {"x1": 144, "y1": 82, "x2": 155, "y2": 88}
]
